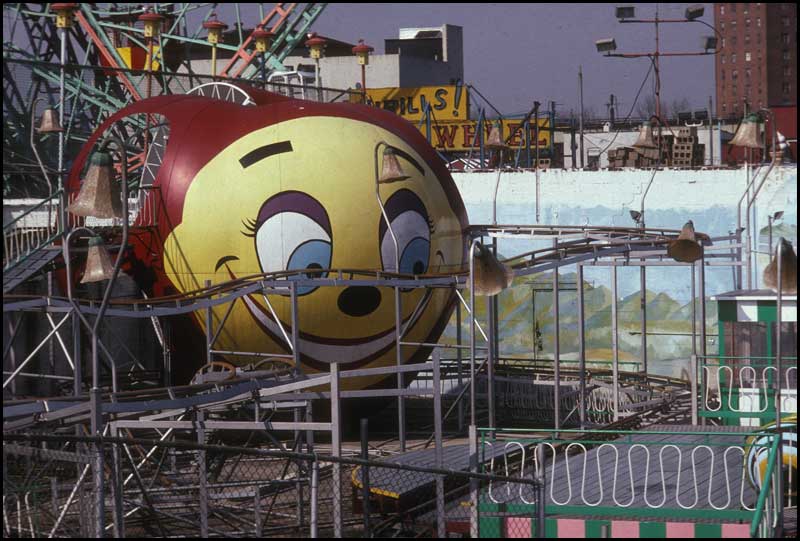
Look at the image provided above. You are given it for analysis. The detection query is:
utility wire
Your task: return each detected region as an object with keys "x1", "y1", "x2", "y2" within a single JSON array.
[{"x1": 596, "y1": 58, "x2": 655, "y2": 156}]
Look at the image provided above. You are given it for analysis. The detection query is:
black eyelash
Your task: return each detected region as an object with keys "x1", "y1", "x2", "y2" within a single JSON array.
[
  {"x1": 427, "y1": 216, "x2": 436, "y2": 235},
  {"x1": 241, "y1": 217, "x2": 258, "y2": 238}
]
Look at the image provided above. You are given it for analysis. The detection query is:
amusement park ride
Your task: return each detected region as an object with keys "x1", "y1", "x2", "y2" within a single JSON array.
[{"x1": 3, "y1": 4, "x2": 797, "y2": 539}]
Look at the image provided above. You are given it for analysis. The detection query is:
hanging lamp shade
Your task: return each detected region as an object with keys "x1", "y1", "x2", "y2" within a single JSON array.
[
  {"x1": 253, "y1": 28, "x2": 274, "y2": 53},
  {"x1": 378, "y1": 147, "x2": 409, "y2": 183},
  {"x1": 67, "y1": 151, "x2": 123, "y2": 219},
  {"x1": 763, "y1": 238, "x2": 797, "y2": 295},
  {"x1": 729, "y1": 113, "x2": 762, "y2": 149},
  {"x1": 37, "y1": 108, "x2": 64, "y2": 133},
  {"x1": 472, "y1": 242, "x2": 514, "y2": 296},
  {"x1": 485, "y1": 122, "x2": 508, "y2": 150},
  {"x1": 81, "y1": 236, "x2": 115, "y2": 283},
  {"x1": 352, "y1": 39, "x2": 374, "y2": 65},
  {"x1": 667, "y1": 220, "x2": 703, "y2": 263},
  {"x1": 633, "y1": 122, "x2": 656, "y2": 148},
  {"x1": 203, "y1": 14, "x2": 228, "y2": 44}
]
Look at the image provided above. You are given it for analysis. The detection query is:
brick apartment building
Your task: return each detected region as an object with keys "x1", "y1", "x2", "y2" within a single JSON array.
[{"x1": 714, "y1": 3, "x2": 797, "y2": 119}]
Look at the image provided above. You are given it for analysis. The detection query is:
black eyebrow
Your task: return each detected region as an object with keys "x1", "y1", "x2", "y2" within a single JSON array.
[
  {"x1": 239, "y1": 141, "x2": 293, "y2": 168},
  {"x1": 391, "y1": 147, "x2": 426, "y2": 177}
]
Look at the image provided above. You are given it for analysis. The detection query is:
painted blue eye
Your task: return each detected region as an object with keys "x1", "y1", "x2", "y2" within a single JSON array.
[
  {"x1": 399, "y1": 237, "x2": 430, "y2": 275},
  {"x1": 287, "y1": 240, "x2": 331, "y2": 295}
]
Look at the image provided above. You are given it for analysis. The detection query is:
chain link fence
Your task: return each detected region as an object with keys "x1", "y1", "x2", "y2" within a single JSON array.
[{"x1": 4, "y1": 431, "x2": 542, "y2": 538}]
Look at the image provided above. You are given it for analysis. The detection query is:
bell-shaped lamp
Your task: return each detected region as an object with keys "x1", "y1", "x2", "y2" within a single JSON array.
[
  {"x1": 763, "y1": 238, "x2": 797, "y2": 295},
  {"x1": 67, "y1": 151, "x2": 123, "y2": 219},
  {"x1": 485, "y1": 122, "x2": 508, "y2": 151},
  {"x1": 667, "y1": 220, "x2": 703, "y2": 263},
  {"x1": 472, "y1": 242, "x2": 514, "y2": 296},
  {"x1": 378, "y1": 147, "x2": 409, "y2": 183},
  {"x1": 81, "y1": 236, "x2": 115, "y2": 284},
  {"x1": 633, "y1": 122, "x2": 656, "y2": 148},
  {"x1": 37, "y1": 108, "x2": 64, "y2": 134},
  {"x1": 729, "y1": 113, "x2": 762, "y2": 149}
]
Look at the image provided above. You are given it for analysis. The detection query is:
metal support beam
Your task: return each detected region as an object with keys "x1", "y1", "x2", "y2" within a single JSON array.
[
  {"x1": 330, "y1": 362, "x2": 342, "y2": 538},
  {"x1": 433, "y1": 350, "x2": 445, "y2": 539},
  {"x1": 553, "y1": 240, "x2": 561, "y2": 431},
  {"x1": 577, "y1": 263, "x2": 586, "y2": 429},
  {"x1": 611, "y1": 265, "x2": 620, "y2": 422}
]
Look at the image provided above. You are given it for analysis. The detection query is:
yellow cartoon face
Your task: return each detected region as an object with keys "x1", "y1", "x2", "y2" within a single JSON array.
[{"x1": 163, "y1": 115, "x2": 466, "y2": 379}]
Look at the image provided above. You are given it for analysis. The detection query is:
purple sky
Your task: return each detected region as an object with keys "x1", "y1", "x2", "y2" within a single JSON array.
[{"x1": 309, "y1": 3, "x2": 716, "y2": 117}]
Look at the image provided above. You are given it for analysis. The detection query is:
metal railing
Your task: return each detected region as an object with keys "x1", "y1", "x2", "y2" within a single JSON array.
[
  {"x1": 65, "y1": 185, "x2": 161, "y2": 230},
  {"x1": 698, "y1": 355, "x2": 798, "y2": 421},
  {"x1": 3, "y1": 432, "x2": 540, "y2": 538},
  {"x1": 2, "y1": 189, "x2": 62, "y2": 271},
  {"x1": 478, "y1": 427, "x2": 777, "y2": 521},
  {"x1": 749, "y1": 434, "x2": 782, "y2": 538}
]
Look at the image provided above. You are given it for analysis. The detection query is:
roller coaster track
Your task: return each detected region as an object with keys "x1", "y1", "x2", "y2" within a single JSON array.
[{"x1": 3, "y1": 224, "x2": 736, "y2": 319}]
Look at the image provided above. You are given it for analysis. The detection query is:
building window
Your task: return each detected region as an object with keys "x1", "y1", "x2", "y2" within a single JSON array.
[
  {"x1": 722, "y1": 54, "x2": 726, "y2": 64},
  {"x1": 745, "y1": 52, "x2": 751, "y2": 62},
  {"x1": 731, "y1": 20, "x2": 737, "y2": 31},
  {"x1": 783, "y1": 33, "x2": 790, "y2": 45},
  {"x1": 783, "y1": 82, "x2": 791, "y2": 94},
  {"x1": 721, "y1": 5, "x2": 725, "y2": 15},
  {"x1": 721, "y1": 21, "x2": 725, "y2": 33},
  {"x1": 745, "y1": 34, "x2": 751, "y2": 45},
  {"x1": 745, "y1": 18, "x2": 751, "y2": 28},
  {"x1": 731, "y1": 3, "x2": 737, "y2": 13},
  {"x1": 783, "y1": 50, "x2": 791, "y2": 62},
  {"x1": 732, "y1": 69, "x2": 738, "y2": 80},
  {"x1": 743, "y1": 3, "x2": 749, "y2": 14},
  {"x1": 722, "y1": 103, "x2": 727, "y2": 113},
  {"x1": 782, "y1": 16, "x2": 790, "y2": 27},
  {"x1": 784, "y1": 66, "x2": 792, "y2": 78},
  {"x1": 731, "y1": 35, "x2": 738, "y2": 47},
  {"x1": 757, "y1": 17, "x2": 761, "y2": 27},
  {"x1": 732, "y1": 53, "x2": 737, "y2": 63},
  {"x1": 745, "y1": 68, "x2": 751, "y2": 79},
  {"x1": 721, "y1": 69, "x2": 726, "y2": 80}
]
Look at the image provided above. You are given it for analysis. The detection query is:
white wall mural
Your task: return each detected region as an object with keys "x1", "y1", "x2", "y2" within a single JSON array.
[{"x1": 443, "y1": 165, "x2": 797, "y2": 379}]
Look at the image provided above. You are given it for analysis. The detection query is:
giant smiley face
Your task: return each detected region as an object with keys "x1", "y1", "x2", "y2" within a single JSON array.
[{"x1": 70, "y1": 91, "x2": 468, "y2": 389}]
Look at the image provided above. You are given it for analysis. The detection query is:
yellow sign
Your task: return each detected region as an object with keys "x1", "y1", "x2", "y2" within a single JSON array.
[
  {"x1": 356, "y1": 86, "x2": 468, "y2": 121},
  {"x1": 419, "y1": 119, "x2": 551, "y2": 152}
]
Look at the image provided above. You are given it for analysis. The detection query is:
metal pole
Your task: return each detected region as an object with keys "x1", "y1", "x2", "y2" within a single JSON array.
[
  {"x1": 196, "y1": 409, "x2": 208, "y2": 538},
  {"x1": 315, "y1": 59, "x2": 321, "y2": 102},
  {"x1": 536, "y1": 443, "x2": 546, "y2": 538},
  {"x1": 360, "y1": 418, "x2": 371, "y2": 537},
  {"x1": 775, "y1": 244, "x2": 783, "y2": 529},
  {"x1": 310, "y1": 459, "x2": 319, "y2": 538},
  {"x1": 211, "y1": 44, "x2": 217, "y2": 78},
  {"x1": 254, "y1": 491, "x2": 262, "y2": 537},
  {"x1": 553, "y1": 240, "x2": 561, "y2": 430},
  {"x1": 768, "y1": 216, "x2": 773, "y2": 260},
  {"x1": 640, "y1": 264, "x2": 648, "y2": 376},
  {"x1": 90, "y1": 136, "x2": 130, "y2": 537},
  {"x1": 611, "y1": 264, "x2": 620, "y2": 422},
  {"x1": 699, "y1": 255, "x2": 707, "y2": 358},
  {"x1": 468, "y1": 424, "x2": 479, "y2": 539},
  {"x1": 111, "y1": 425, "x2": 124, "y2": 538},
  {"x1": 577, "y1": 263, "x2": 586, "y2": 429},
  {"x1": 433, "y1": 350, "x2": 445, "y2": 539},
  {"x1": 58, "y1": 27, "x2": 67, "y2": 232},
  {"x1": 579, "y1": 65, "x2": 585, "y2": 169},
  {"x1": 487, "y1": 251, "x2": 496, "y2": 431},
  {"x1": 456, "y1": 300, "x2": 464, "y2": 431},
  {"x1": 290, "y1": 282, "x2": 304, "y2": 532},
  {"x1": 205, "y1": 279, "x2": 213, "y2": 364},
  {"x1": 330, "y1": 362, "x2": 342, "y2": 538},
  {"x1": 691, "y1": 262, "x2": 697, "y2": 355},
  {"x1": 469, "y1": 239, "x2": 479, "y2": 426},
  {"x1": 690, "y1": 354, "x2": 698, "y2": 425}
]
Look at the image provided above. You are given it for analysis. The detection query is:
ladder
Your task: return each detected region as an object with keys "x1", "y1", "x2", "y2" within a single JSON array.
[{"x1": 219, "y1": 3, "x2": 328, "y2": 80}]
